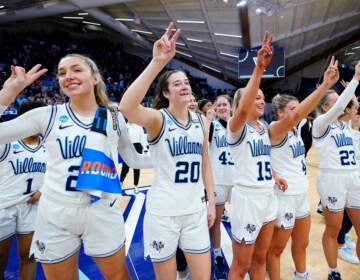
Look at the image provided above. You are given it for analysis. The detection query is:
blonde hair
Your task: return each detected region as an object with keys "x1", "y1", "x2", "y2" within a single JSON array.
[
  {"x1": 59, "y1": 54, "x2": 111, "y2": 108},
  {"x1": 316, "y1": 89, "x2": 336, "y2": 115},
  {"x1": 232, "y1": 88, "x2": 246, "y2": 113}
]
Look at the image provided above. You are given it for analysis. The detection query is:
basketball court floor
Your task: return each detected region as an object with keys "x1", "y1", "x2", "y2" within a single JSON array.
[{"x1": 5, "y1": 147, "x2": 360, "y2": 279}]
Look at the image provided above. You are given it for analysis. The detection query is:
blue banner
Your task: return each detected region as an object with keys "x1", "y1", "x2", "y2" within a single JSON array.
[{"x1": 76, "y1": 148, "x2": 122, "y2": 195}]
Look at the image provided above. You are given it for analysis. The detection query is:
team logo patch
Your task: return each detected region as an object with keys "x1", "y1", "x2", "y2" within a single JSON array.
[
  {"x1": 35, "y1": 240, "x2": 46, "y2": 255},
  {"x1": 59, "y1": 115, "x2": 69, "y2": 123},
  {"x1": 284, "y1": 212, "x2": 294, "y2": 221},
  {"x1": 150, "y1": 240, "x2": 164, "y2": 253},
  {"x1": 327, "y1": 196, "x2": 338, "y2": 205},
  {"x1": 245, "y1": 224, "x2": 256, "y2": 234}
]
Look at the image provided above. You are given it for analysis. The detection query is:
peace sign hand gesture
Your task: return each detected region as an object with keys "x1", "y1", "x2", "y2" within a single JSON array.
[
  {"x1": 256, "y1": 31, "x2": 274, "y2": 70},
  {"x1": 152, "y1": 22, "x2": 181, "y2": 65},
  {"x1": 322, "y1": 56, "x2": 339, "y2": 87}
]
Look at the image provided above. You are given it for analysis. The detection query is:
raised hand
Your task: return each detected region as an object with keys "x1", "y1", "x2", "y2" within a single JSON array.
[
  {"x1": 152, "y1": 22, "x2": 181, "y2": 65},
  {"x1": 2, "y1": 64, "x2": 48, "y2": 95},
  {"x1": 322, "y1": 56, "x2": 339, "y2": 86},
  {"x1": 340, "y1": 79, "x2": 349, "y2": 88},
  {"x1": 256, "y1": 31, "x2": 274, "y2": 70}
]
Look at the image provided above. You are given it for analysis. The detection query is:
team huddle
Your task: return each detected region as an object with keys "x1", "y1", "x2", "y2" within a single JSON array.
[{"x1": 0, "y1": 22, "x2": 359, "y2": 280}]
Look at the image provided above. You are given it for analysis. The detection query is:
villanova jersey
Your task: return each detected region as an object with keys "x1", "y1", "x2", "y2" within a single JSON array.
[
  {"x1": 227, "y1": 121, "x2": 274, "y2": 189},
  {"x1": 271, "y1": 128, "x2": 308, "y2": 195},
  {"x1": 209, "y1": 119, "x2": 235, "y2": 186},
  {"x1": 0, "y1": 140, "x2": 46, "y2": 209},
  {"x1": 147, "y1": 109, "x2": 206, "y2": 216},
  {"x1": 41, "y1": 103, "x2": 120, "y2": 205},
  {"x1": 313, "y1": 121, "x2": 358, "y2": 171}
]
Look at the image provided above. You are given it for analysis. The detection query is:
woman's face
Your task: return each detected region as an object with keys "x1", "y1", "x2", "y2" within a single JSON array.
[
  {"x1": 251, "y1": 89, "x2": 266, "y2": 118},
  {"x1": 277, "y1": 99, "x2": 299, "y2": 120},
  {"x1": 322, "y1": 92, "x2": 339, "y2": 112},
  {"x1": 188, "y1": 94, "x2": 198, "y2": 112},
  {"x1": 216, "y1": 96, "x2": 231, "y2": 120},
  {"x1": 201, "y1": 102, "x2": 213, "y2": 114},
  {"x1": 58, "y1": 56, "x2": 98, "y2": 98},
  {"x1": 164, "y1": 71, "x2": 192, "y2": 107}
]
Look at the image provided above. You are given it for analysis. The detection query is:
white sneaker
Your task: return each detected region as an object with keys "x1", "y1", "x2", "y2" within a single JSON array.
[
  {"x1": 176, "y1": 272, "x2": 190, "y2": 280},
  {"x1": 345, "y1": 235, "x2": 356, "y2": 250},
  {"x1": 338, "y1": 246, "x2": 360, "y2": 264},
  {"x1": 294, "y1": 271, "x2": 311, "y2": 280},
  {"x1": 134, "y1": 187, "x2": 139, "y2": 194}
]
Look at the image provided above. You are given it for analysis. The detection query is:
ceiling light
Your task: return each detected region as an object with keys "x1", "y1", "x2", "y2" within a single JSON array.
[
  {"x1": 175, "y1": 42, "x2": 186, "y2": 46},
  {"x1": 83, "y1": 21, "x2": 101, "y2": 26},
  {"x1": 115, "y1": 18, "x2": 135, "y2": 22},
  {"x1": 220, "y1": 51, "x2": 238, "y2": 58},
  {"x1": 201, "y1": 64, "x2": 222, "y2": 73},
  {"x1": 214, "y1": 32, "x2": 242, "y2": 38},
  {"x1": 0, "y1": 5, "x2": 5, "y2": 9},
  {"x1": 187, "y1": 38, "x2": 203, "y2": 43},
  {"x1": 177, "y1": 20, "x2": 205, "y2": 24},
  {"x1": 352, "y1": 46, "x2": 360, "y2": 50},
  {"x1": 78, "y1": 12, "x2": 88, "y2": 16},
  {"x1": 237, "y1": 1, "x2": 247, "y2": 7},
  {"x1": 176, "y1": 51, "x2": 193, "y2": 58},
  {"x1": 345, "y1": 52, "x2": 355, "y2": 55},
  {"x1": 62, "y1": 16, "x2": 84, "y2": 20},
  {"x1": 131, "y1": 29, "x2": 153, "y2": 35}
]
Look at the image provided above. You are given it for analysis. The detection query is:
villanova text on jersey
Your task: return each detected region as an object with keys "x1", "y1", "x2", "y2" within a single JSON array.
[
  {"x1": 9, "y1": 157, "x2": 46, "y2": 175},
  {"x1": 165, "y1": 136, "x2": 203, "y2": 157},
  {"x1": 290, "y1": 141, "x2": 306, "y2": 158},
  {"x1": 331, "y1": 133, "x2": 353, "y2": 147},
  {"x1": 247, "y1": 139, "x2": 271, "y2": 157},
  {"x1": 215, "y1": 135, "x2": 228, "y2": 148},
  {"x1": 57, "y1": 135, "x2": 86, "y2": 159}
]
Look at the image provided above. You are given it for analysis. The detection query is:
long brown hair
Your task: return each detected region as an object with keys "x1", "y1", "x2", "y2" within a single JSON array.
[{"x1": 152, "y1": 70, "x2": 187, "y2": 110}]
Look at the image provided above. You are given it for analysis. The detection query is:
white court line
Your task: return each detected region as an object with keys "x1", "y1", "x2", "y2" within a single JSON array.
[
  {"x1": 79, "y1": 269, "x2": 90, "y2": 280},
  {"x1": 124, "y1": 190, "x2": 146, "y2": 255},
  {"x1": 220, "y1": 223, "x2": 233, "y2": 266}
]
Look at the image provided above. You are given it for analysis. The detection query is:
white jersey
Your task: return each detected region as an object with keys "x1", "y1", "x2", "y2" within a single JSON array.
[
  {"x1": 227, "y1": 121, "x2": 274, "y2": 189},
  {"x1": 313, "y1": 121, "x2": 358, "y2": 171},
  {"x1": 0, "y1": 103, "x2": 151, "y2": 207},
  {"x1": 271, "y1": 127, "x2": 308, "y2": 195},
  {"x1": 147, "y1": 109, "x2": 207, "y2": 216},
  {"x1": 209, "y1": 119, "x2": 235, "y2": 186},
  {"x1": 0, "y1": 140, "x2": 45, "y2": 209}
]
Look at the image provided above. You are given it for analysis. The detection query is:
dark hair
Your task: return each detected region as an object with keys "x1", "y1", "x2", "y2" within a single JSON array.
[
  {"x1": 18, "y1": 101, "x2": 47, "y2": 116},
  {"x1": 58, "y1": 54, "x2": 111, "y2": 108},
  {"x1": 198, "y1": 99, "x2": 211, "y2": 112},
  {"x1": 152, "y1": 70, "x2": 187, "y2": 110}
]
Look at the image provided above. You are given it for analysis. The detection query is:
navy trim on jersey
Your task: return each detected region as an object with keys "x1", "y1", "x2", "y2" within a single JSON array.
[
  {"x1": 0, "y1": 143, "x2": 10, "y2": 162},
  {"x1": 228, "y1": 125, "x2": 247, "y2": 147},
  {"x1": 66, "y1": 103, "x2": 92, "y2": 129},
  {"x1": 148, "y1": 113, "x2": 165, "y2": 145},
  {"x1": 195, "y1": 112, "x2": 204, "y2": 132},
  {"x1": 271, "y1": 133, "x2": 288, "y2": 148},
  {"x1": 312, "y1": 125, "x2": 331, "y2": 140},
  {"x1": 163, "y1": 108, "x2": 192, "y2": 130},
  {"x1": 42, "y1": 105, "x2": 57, "y2": 142},
  {"x1": 18, "y1": 139, "x2": 43, "y2": 153}
]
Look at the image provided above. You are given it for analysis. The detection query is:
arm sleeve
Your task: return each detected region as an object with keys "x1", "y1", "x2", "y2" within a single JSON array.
[
  {"x1": 313, "y1": 79, "x2": 359, "y2": 137},
  {"x1": 0, "y1": 106, "x2": 50, "y2": 144},
  {"x1": 117, "y1": 114, "x2": 153, "y2": 169}
]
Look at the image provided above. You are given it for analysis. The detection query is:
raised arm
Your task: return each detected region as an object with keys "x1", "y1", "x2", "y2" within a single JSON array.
[
  {"x1": 269, "y1": 56, "x2": 339, "y2": 145},
  {"x1": 0, "y1": 64, "x2": 47, "y2": 107},
  {"x1": 228, "y1": 32, "x2": 274, "y2": 133},
  {"x1": 119, "y1": 22, "x2": 181, "y2": 138}
]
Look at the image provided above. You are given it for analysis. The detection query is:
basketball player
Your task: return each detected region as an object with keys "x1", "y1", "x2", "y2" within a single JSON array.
[
  {"x1": 0, "y1": 58, "x2": 151, "y2": 280},
  {"x1": 0, "y1": 101, "x2": 46, "y2": 280},
  {"x1": 208, "y1": 94, "x2": 235, "y2": 280},
  {"x1": 226, "y1": 31, "x2": 275, "y2": 280},
  {"x1": 267, "y1": 56, "x2": 340, "y2": 280},
  {"x1": 312, "y1": 60, "x2": 360, "y2": 280},
  {"x1": 119, "y1": 22, "x2": 216, "y2": 280}
]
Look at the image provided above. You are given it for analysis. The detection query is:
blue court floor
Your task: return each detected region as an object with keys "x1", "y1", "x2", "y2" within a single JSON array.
[{"x1": 5, "y1": 186, "x2": 233, "y2": 279}]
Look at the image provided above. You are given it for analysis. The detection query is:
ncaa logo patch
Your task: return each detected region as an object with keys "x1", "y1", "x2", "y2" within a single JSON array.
[
  {"x1": 59, "y1": 115, "x2": 69, "y2": 123},
  {"x1": 12, "y1": 143, "x2": 20, "y2": 150}
]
